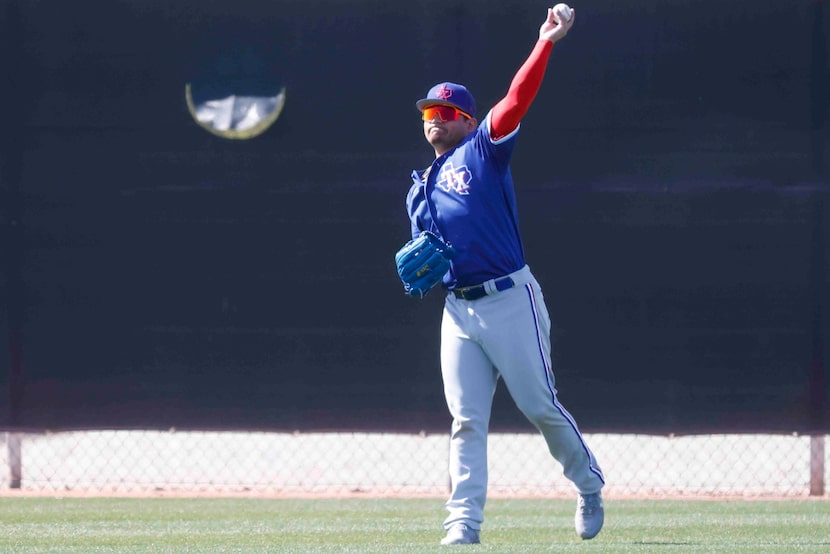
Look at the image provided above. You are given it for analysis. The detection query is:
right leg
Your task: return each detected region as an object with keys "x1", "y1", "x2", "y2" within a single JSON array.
[{"x1": 440, "y1": 297, "x2": 499, "y2": 533}]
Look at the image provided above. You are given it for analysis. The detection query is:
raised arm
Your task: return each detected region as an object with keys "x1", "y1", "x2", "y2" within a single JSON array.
[{"x1": 490, "y1": 6, "x2": 576, "y2": 140}]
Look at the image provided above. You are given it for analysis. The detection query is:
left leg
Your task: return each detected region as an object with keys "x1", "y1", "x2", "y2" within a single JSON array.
[
  {"x1": 478, "y1": 275, "x2": 606, "y2": 539},
  {"x1": 478, "y1": 276, "x2": 605, "y2": 494}
]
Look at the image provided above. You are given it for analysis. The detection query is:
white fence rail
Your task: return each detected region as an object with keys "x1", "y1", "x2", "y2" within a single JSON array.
[{"x1": 3, "y1": 431, "x2": 827, "y2": 497}]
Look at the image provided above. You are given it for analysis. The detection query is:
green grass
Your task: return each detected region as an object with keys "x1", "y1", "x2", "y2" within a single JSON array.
[{"x1": 0, "y1": 497, "x2": 828, "y2": 553}]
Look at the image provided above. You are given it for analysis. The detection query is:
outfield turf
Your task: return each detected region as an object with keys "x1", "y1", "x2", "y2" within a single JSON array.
[{"x1": 0, "y1": 497, "x2": 828, "y2": 553}]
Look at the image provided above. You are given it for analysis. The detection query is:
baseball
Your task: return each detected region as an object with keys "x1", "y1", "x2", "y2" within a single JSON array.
[{"x1": 553, "y1": 3, "x2": 573, "y2": 22}]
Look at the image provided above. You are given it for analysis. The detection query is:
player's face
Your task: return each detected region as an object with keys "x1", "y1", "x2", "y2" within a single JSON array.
[{"x1": 422, "y1": 105, "x2": 477, "y2": 156}]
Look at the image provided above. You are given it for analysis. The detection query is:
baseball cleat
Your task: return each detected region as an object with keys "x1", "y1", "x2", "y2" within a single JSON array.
[
  {"x1": 575, "y1": 492, "x2": 604, "y2": 539},
  {"x1": 440, "y1": 523, "x2": 481, "y2": 545}
]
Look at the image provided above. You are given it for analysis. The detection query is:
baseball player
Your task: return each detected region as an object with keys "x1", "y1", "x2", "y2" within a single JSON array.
[{"x1": 403, "y1": 6, "x2": 605, "y2": 545}]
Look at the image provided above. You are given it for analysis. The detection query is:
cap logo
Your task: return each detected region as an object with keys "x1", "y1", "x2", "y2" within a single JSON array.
[{"x1": 436, "y1": 84, "x2": 453, "y2": 100}]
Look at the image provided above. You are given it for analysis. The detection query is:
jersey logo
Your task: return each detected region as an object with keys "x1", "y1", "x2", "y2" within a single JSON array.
[{"x1": 436, "y1": 162, "x2": 472, "y2": 195}]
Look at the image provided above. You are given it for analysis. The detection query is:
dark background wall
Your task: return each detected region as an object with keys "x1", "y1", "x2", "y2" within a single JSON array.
[{"x1": 1, "y1": 0, "x2": 828, "y2": 433}]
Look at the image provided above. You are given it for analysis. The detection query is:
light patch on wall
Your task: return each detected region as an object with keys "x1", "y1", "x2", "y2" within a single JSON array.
[{"x1": 185, "y1": 84, "x2": 286, "y2": 140}]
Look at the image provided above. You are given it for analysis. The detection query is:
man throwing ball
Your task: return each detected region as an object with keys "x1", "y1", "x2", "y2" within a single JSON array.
[{"x1": 401, "y1": 5, "x2": 606, "y2": 546}]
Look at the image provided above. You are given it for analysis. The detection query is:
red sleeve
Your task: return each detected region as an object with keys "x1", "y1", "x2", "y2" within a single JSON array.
[{"x1": 490, "y1": 40, "x2": 554, "y2": 140}]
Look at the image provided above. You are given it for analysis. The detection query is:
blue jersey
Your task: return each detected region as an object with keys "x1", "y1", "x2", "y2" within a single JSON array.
[{"x1": 406, "y1": 113, "x2": 525, "y2": 289}]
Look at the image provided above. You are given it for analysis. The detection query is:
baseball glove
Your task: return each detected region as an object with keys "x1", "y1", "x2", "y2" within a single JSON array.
[{"x1": 395, "y1": 230, "x2": 456, "y2": 298}]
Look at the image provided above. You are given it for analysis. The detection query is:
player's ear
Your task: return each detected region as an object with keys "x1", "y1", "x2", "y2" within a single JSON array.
[{"x1": 465, "y1": 116, "x2": 478, "y2": 130}]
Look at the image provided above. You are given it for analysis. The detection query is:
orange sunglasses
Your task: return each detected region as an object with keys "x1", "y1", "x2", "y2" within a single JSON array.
[{"x1": 422, "y1": 104, "x2": 471, "y2": 122}]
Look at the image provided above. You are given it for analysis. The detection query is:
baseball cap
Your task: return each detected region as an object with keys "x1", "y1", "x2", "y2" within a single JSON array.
[{"x1": 416, "y1": 82, "x2": 476, "y2": 118}]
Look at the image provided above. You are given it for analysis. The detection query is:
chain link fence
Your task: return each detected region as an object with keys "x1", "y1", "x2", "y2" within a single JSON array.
[{"x1": 2, "y1": 430, "x2": 827, "y2": 498}]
